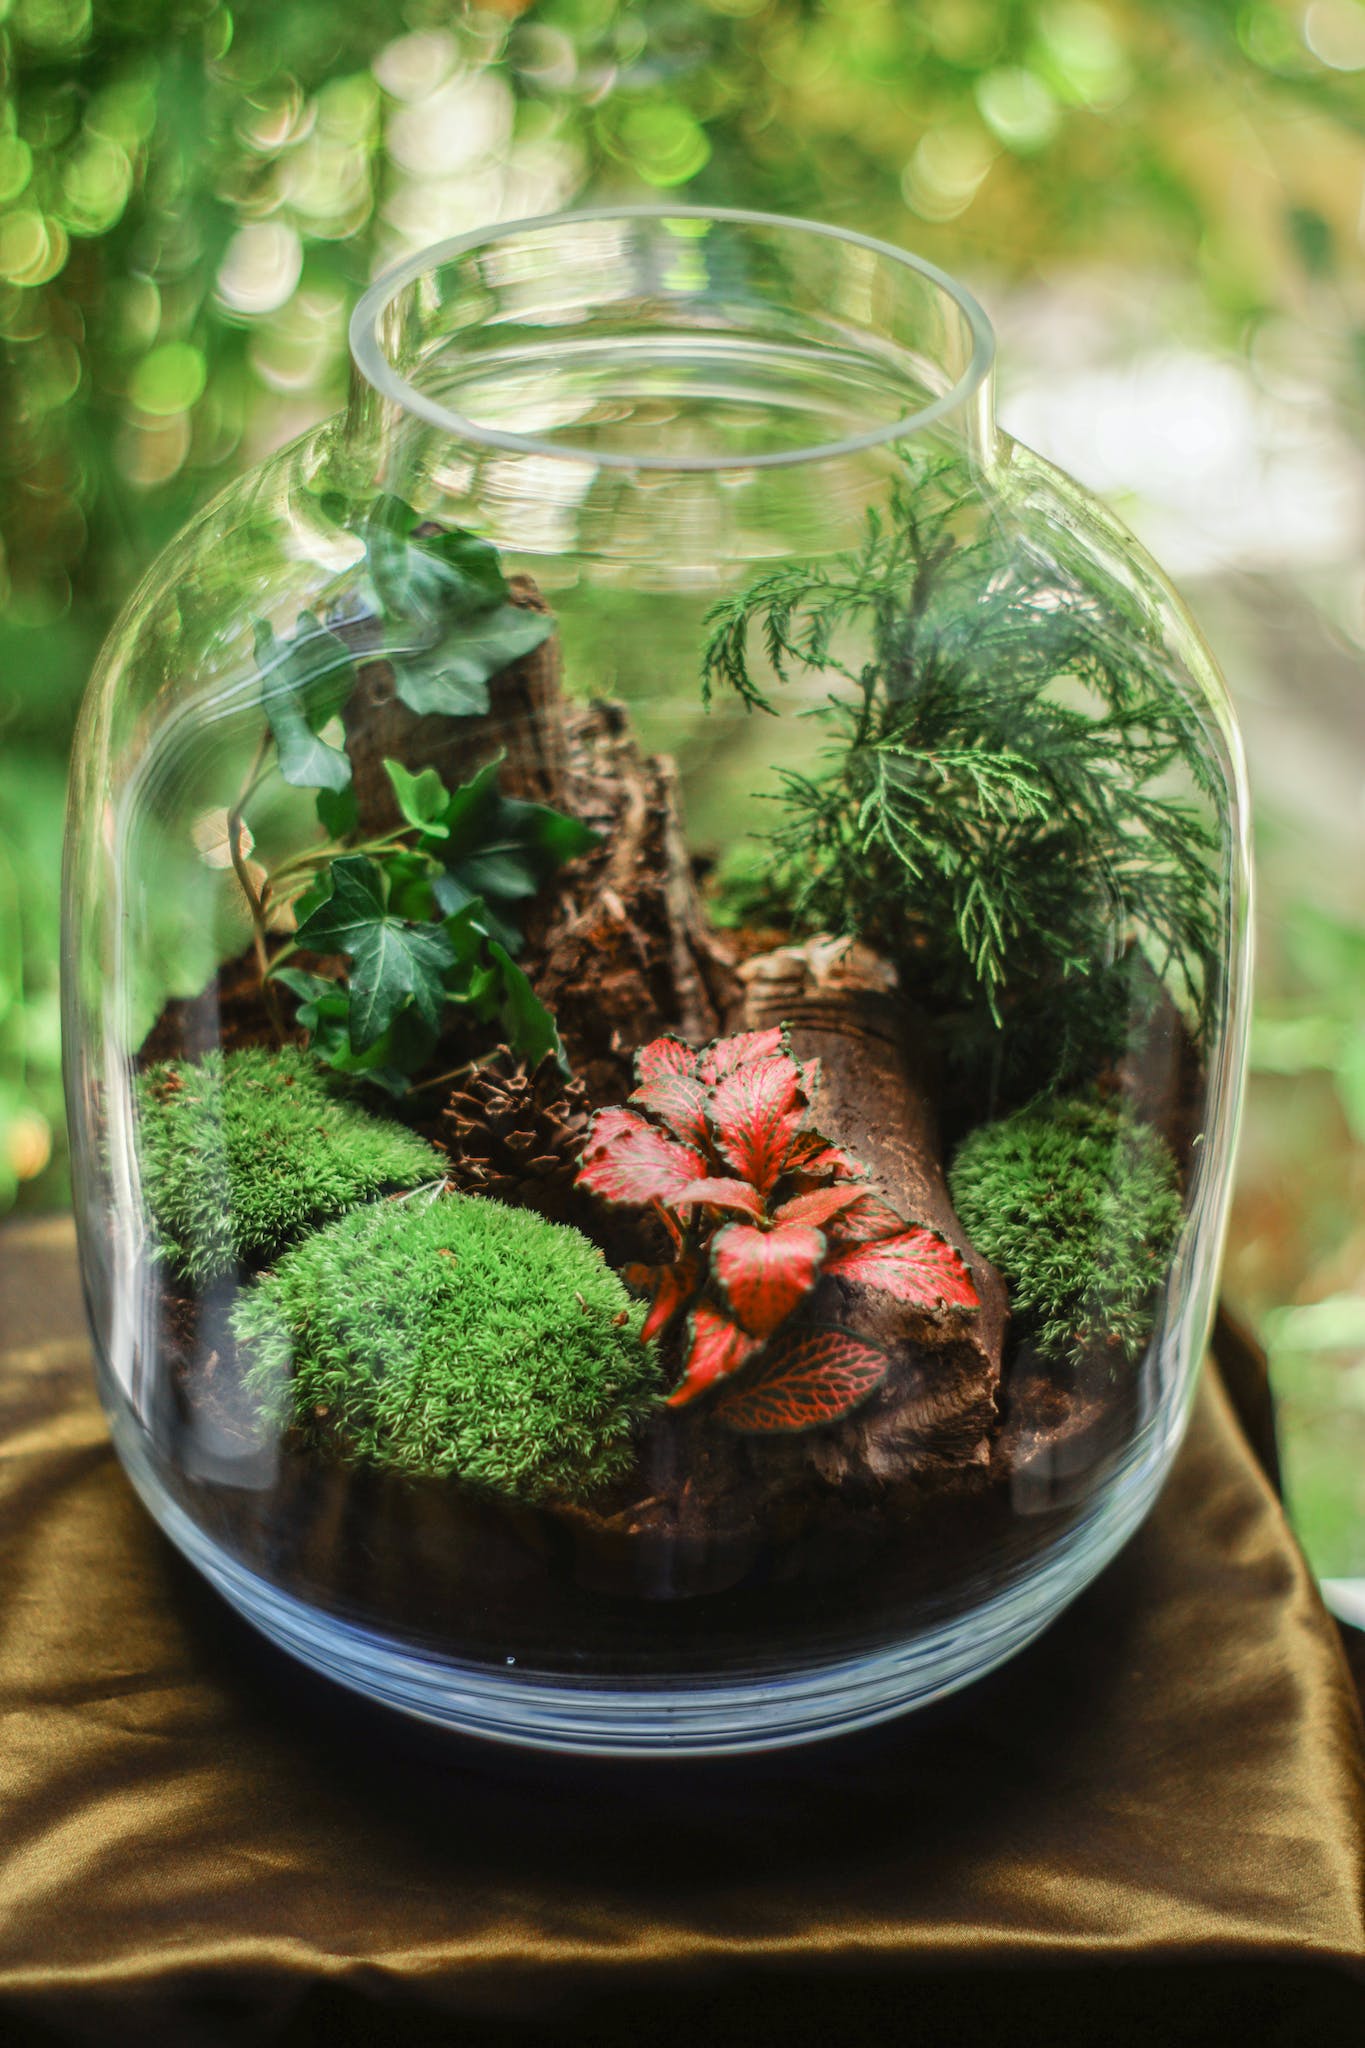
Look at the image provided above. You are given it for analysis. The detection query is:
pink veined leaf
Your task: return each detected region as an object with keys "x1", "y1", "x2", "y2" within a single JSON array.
[
  {"x1": 826, "y1": 1189, "x2": 907, "y2": 1243},
  {"x1": 671, "y1": 1177, "x2": 766, "y2": 1220},
  {"x1": 798, "y1": 1057, "x2": 822, "y2": 1104},
  {"x1": 696, "y1": 1026, "x2": 786, "y2": 1082},
  {"x1": 623, "y1": 1257, "x2": 700, "y2": 1343},
  {"x1": 709, "y1": 1054, "x2": 808, "y2": 1195},
  {"x1": 711, "y1": 1221, "x2": 827, "y2": 1338},
  {"x1": 772, "y1": 1185, "x2": 867, "y2": 1231},
  {"x1": 783, "y1": 1130, "x2": 868, "y2": 1186},
  {"x1": 824, "y1": 1226, "x2": 979, "y2": 1310},
  {"x1": 635, "y1": 1035, "x2": 698, "y2": 1086},
  {"x1": 629, "y1": 1070, "x2": 713, "y2": 1152},
  {"x1": 666, "y1": 1302, "x2": 759, "y2": 1408},
  {"x1": 714, "y1": 1328, "x2": 890, "y2": 1433},
  {"x1": 576, "y1": 1107, "x2": 707, "y2": 1209}
]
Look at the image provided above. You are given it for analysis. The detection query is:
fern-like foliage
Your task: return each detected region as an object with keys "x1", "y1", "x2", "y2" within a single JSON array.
[{"x1": 703, "y1": 458, "x2": 1224, "y2": 1088}]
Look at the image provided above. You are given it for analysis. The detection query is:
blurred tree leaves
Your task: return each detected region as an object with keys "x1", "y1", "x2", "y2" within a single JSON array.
[{"x1": 1, "y1": 0, "x2": 1364, "y2": 1208}]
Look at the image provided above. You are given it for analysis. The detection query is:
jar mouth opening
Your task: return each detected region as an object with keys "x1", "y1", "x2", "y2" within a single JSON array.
[{"x1": 348, "y1": 204, "x2": 996, "y2": 474}]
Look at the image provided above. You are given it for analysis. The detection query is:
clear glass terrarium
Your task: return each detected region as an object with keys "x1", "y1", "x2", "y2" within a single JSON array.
[{"x1": 63, "y1": 208, "x2": 1251, "y2": 1754}]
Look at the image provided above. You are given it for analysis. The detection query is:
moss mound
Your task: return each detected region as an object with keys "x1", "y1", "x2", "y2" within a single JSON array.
[
  {"x1": 232, "y1": 1190, "x2": 661, "y2": 1506},
  {"x1": 136, "y1": 1046, "x2": 441, "y2": 1285},
  {"x1": 948, "y1": 1095, "x2": 1183, "y2": 1368}
]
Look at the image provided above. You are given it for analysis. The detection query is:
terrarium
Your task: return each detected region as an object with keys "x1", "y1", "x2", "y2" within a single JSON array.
[{"x1": 63, "y1": 208, "x2": 1251, "y2": 1753}]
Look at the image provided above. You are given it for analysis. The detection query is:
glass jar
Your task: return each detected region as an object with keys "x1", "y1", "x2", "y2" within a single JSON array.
[{"x1": 63, "y1": 208, "x2": 1251, "y2": 1754}]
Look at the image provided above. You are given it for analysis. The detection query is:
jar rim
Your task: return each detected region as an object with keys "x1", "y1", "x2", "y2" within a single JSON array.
[{"x1": 348, "y1": 204, "x2": 996, "y2": 474}]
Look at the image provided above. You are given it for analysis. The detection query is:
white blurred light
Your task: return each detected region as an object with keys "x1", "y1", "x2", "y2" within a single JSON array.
[
  {"x1": 1303, "y1": 0, "x2": 1365, "y2": 70},
  {"x1": 386, "y1": 71, "x2": 514, "y2": 179},
  {"x1": 373, "y1": 30, "x2": 461, "y2": 102},
  {"x1": 1003, "y1": 345, "x2": 1365, "y2": 576},
  {"x1": 216, "y1": 222, "x2": 303, "y2": 316}
]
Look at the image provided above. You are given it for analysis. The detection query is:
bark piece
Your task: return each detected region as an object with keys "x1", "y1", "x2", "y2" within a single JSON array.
[
  {"x1": 734, "y1": 937, "x2": 1008, "y2": 1495},
  {"x1": 517, "y1": 700, "x2": 740, "y2": 1107}
]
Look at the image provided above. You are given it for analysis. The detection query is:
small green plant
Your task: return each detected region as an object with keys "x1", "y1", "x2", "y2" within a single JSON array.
[
  {"x1": 221, "y1": 501, "x2": 587, "y2": 1086},
  {"x1": 703, "y1": 457, "x2": 1222, "y2": 1088},
  {"x1": 233, "y1": 1189, "x2": 661, "y2": 1505},
  {"x1": 948, "y1": 1094, "x2": 1183, "y2": 1368},
  {"x1": 135, "y1": 1046, "x2": 442, "y2": 1285},
  {"x1": 268, "y1": 754, "x2": 594, "y2": 1088}
]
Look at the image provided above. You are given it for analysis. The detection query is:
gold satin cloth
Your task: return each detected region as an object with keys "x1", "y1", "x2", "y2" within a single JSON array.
[{"x1": 1, "y1": 1216, "x2": 1362, "y2": 2046}]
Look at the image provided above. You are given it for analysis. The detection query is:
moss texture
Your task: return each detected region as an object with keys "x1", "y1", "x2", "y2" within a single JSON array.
[
  {"x1": 948, "y1": 1095, "x2": 1183, "y2": 1368},
  {"x1": 135, "y1": 1046, "x2": 441, "y2": 1285},
  {"x1": 232, "y1": 1189, "x2": 661, "y2": 1505}
]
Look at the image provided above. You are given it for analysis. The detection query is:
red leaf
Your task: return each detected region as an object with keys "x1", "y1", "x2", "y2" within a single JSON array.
[
  {"x1": 629, "y1": 1070, "x2": 712, "y2": 1152},
  {"x1": 824, "y1": 1227, "x2": 979, "y2": 1310},
  {"x1": 635, "y1": 1035, "x2": 698, "y2": 1085},
  {"x1": 709, "y1": 1055, "x2": 807, "y2": 1195},
  {"x1": 827, "y1": 1190, "x2": 906, "y2": 1243},
  {"x1": 576, "y1": 1107, "x2": 706, "y2": 1209},
  {"x1": 783, "y1": 1130, "x2": 867, "y2": 1186},
  {"x1": 665, "y1": 1302, "x2": 759, "y2": 1407},
  {"x1": 696, "y1": 1026, "x2": 785, "y2": 1081},
  {"x1": 715, "y1": 1328, "x2": 890, "y2": 1433},
  {"x1": 671, "y1": 1177, "x2": 765, "y2": 1220},
  {"x1": 772, "y1": 1185, "x2": 867, "y2": 1231},
  {"x1": 712, "y1": 1221, "x2": 826, "y2": 1338},
  {"x1": 623, "y1": 1256, "x2": 700, "y2": 1343}
]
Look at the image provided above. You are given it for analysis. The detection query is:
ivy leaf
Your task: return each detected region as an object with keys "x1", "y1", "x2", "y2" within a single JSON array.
[
  {"x1": 364, "y1": 497, "x2": 554, "y2": 716},
  {"x1": 255, "y1": 614, "x2": 356, "y2": 793},
  {"x1": 390, "y1": 605, "x2": 554, "y2": 717},
  {"x1": 487, "y1": 940, "x2": 563, "y2": 1071},
  {"x1": 824, "y1": 1226, "x2": 979, "y2": 1310},
  {"x1": 384, "y1": 759, "x2": 450, "y2": 839},
  {"x1": 291, "y1": 855, "x2": 455, "y2": 1052},
  {"x1": 714, "y1": 1328, "x2": 890, "y2": 1433},
  {"x1": 712, "y1": 1220, "x2": 826, "y2": 1337},
  {"x1": 315, "y1": 784, "x2": 357, "y2": 840}
]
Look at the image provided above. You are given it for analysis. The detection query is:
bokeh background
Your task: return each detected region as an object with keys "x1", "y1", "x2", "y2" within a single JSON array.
[{"x1": 1, "y1": 0, "x2": 1362, "y2": 1585}]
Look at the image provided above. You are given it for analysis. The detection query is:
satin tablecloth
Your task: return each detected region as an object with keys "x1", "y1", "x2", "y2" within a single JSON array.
[{"x1": 2, "y1": 1216, "x2": 1363, "y2": 2046}]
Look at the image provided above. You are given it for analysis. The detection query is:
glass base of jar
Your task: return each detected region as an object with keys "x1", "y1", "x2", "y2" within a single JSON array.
[{"x1": 106, "y1": 1393, "x2": 1176, "y2": 1757}]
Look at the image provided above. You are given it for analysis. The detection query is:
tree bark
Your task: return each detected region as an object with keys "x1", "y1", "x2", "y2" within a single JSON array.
[{"x1": 733, "y1": 937, "x2": 1008, "y2": 1494}]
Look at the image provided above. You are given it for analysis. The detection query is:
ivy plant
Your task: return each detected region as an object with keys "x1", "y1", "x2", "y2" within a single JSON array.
[
  {"x1": 362, "y1": 495, "x2": 553, "y2": 717},
  {"x1": 219, "y1": 506, "x2": 586, "y2": 1087},
  {"x1": 269, "y1": 756, "x2": 596, "y2": 1088}
]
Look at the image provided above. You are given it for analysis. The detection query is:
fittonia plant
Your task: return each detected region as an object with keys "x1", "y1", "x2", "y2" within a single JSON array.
[{"x1": 577, "y1": 1027, "x2": 978, "y2": 1432}]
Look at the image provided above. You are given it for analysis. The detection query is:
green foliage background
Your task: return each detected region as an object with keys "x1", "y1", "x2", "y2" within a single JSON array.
[{"x1": 0, "y1": 1, "x2": 1361, "y2": 1568}]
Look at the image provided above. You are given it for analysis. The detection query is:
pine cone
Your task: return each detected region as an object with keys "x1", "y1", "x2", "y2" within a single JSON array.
[{"x1": 442, "y1": 1047, "x2": 592, "y2": 1222}]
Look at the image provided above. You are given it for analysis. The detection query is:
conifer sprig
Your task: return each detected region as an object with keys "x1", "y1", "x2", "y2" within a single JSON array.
[{"x1": 702, "y1": 458, "x2": 1224, "y2": 1073}]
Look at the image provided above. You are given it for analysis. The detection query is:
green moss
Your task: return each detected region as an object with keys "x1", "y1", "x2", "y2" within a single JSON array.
[
  {"x1": 232, "y1": 1189, "x2": 661, "y2": 1505},
  {"x1": 948, "y1": 1095, "x2": 1184, "y2": 1368},
  {"x1": 135, "y1": 1046, "x2": 441, "y2": 1285}
]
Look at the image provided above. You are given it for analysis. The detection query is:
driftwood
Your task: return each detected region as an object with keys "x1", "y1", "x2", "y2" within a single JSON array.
[
  {"x1": 517, "y1": 700, "x2": 738, "y2": 1105},
  {"x1": 734, "y1": 936, "x2": 1008, "y2": 1495}
]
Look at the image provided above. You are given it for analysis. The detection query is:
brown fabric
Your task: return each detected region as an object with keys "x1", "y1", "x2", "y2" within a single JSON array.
[{"x1": 1, "y1": 1216, "x2": 1362, "y2": 2048}]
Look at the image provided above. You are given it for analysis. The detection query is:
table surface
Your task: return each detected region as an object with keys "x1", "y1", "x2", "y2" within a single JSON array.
[{"x1": 2, "y1": 1215, "x2": 1363, "y2": 2047}]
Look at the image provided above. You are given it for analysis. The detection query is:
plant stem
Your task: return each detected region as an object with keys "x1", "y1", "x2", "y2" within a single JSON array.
[{"x1": 228, "y1": 731, "x2": 285, "y2": 1039}]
